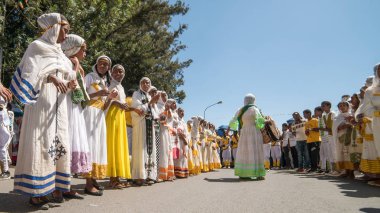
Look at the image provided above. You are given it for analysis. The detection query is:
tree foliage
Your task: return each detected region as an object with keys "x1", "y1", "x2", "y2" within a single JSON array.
[{"x1": 0, "y1": 0, "x2": 192, "y2": 103}]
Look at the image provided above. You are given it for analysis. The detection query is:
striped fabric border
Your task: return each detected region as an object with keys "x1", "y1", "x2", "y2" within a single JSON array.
[
  {"x1": 14, "y1": 171, "x2": 71, "y2": 197},
  {"x1": 10, "y1": 67, "x2": 40, "y2": 105}
]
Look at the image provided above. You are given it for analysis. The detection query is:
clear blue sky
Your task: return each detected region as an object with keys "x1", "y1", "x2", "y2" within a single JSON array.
[{"x1": 171, "y1": 0, "x2": 380, "y2": 127}]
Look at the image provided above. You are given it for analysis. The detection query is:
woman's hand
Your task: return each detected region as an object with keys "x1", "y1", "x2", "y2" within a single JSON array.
[
  {"x1": 70, "y1": 57, "x2": 80, "y2": 68},
  {"x1": 67, "y1": 80, "x2": 77, "y2": 90},
  {"x1": 134, "y1": 108, "x2": 145, "y2": 116},
  {"x1": 149, "y1": 93, "x2": 160, "y2": 105},
  {"x1": 0, "y1": 83, "x2": 12, "y2": 102},
  {"x1": 108, "y1": 89, "x2": 118, "y2": 100},
  {"x1": 49, "y1": 75, "x2": 68, "y2": 93},
  {"x1": 97, "y1": 89, "x2": 110, "y2": 97}
]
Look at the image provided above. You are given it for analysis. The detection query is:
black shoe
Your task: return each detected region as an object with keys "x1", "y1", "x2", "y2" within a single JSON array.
[
  {"x1": 50, "y1": 195, "x2": 65, "y2": 203},
  {"x1": 0, "y1": 171, "x2": 11, "y2": 180},
  {"x1": 84, "y1": 188, "x2": 103, "y2": 196},
  {"x1": 63, "y1": 192, "x2": 84, "y2": 200}
]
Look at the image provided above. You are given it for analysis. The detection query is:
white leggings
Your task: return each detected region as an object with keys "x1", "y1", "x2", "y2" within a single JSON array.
[
  {"x1": 263, "y1": 144, "x2": 271, "y2": 162},
  {"x1": 271, "y1": 146, "x2": 282, "y2": 162},
  {"x1": 320, "y1": 140, "x2": 333, "y2": 170},
  {"x1": 0, "y1": 125, "x2": 11, "y2": 172}
]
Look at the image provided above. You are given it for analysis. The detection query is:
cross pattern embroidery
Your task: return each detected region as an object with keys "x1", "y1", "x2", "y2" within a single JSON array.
[{"x1": 48, "y1": 135, "x2": 67, "y2": 165}]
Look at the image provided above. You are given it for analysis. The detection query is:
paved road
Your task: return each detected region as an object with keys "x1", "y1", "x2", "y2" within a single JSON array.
[{"x1": 1, "y1": 168, "x2": 380, "y2": 213}]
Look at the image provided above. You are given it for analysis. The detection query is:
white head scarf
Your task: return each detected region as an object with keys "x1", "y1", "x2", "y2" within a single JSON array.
[
  {"x1": 365, "y1": 76, "x2": 374, "y2": 87},
  {"x1": 90, "y1": 55, "x2": 112, "y2": 86},
  {"x1": 244, "y1": 93, "x2": 256, "y2": 105},
  {"x1": 148, "y1": 86, "x2": 157, "y2": 93},
  {"x1": 37, "y1": 13, "x2": 65, "y2": 46},
  {"x1": 139, "y1": 77, "x2": 151, "y2": 93},
  {"x1": 61, "y1": 34, "x2": 85, "y2": 57},
  {"x1": 109, "y1": 64, "x2": 126, "y2": 102},
  {"x1": 370, "y1": 64, "x2": 380, "y2": 90},
  {"x1": 10, "y1": 13, "x2": 75, "y2": 105}
]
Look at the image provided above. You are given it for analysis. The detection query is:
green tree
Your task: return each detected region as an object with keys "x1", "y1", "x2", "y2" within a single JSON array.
[{"x1": 0, "y1": 0, "x2": 192, "y2": 103}]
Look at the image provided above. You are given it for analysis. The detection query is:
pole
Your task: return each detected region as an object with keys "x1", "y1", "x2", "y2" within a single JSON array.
[{"x1": 203, "y1": 100, "x2": 222, "y2": 120}]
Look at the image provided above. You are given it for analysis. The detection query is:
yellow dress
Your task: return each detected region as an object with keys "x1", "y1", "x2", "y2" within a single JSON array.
[{"x1": 106, "y1": 103, "x2": 131, "y2": 178}]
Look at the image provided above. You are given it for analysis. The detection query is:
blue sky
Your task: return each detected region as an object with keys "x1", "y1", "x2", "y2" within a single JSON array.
[{"x1": 171, "y1": 0, "x2": 380, "y2": 127}]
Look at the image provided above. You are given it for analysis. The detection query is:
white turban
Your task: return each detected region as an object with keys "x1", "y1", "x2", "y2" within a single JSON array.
[
  {"x1": 244, "y1": 93, "x2": 256, "y2": 105},
  {"x1": 37, "y1": 13, "x2": 65, "y2": 46},
  {"x1": 61, "y1": 34, "x2": 85, "y2": 57}
]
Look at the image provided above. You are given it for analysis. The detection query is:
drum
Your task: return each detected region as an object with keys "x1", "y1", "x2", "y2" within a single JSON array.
[{"x1": 261, "y1": 116, "x2": 281, "y2": 143}]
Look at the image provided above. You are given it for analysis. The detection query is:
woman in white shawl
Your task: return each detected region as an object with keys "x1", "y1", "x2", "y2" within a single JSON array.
[
  {"x1": 332, "y1": 101, "x2": 355, "y2": 178},
  {"x1": 105, "y1": 64, "x2": 131, "y2": 188},
  {"x1": 356, "y1": 63, "x2": 380, "y2": 186},
  {"x1": 131, "y1": 77, "x2": 160, "y2": 185},
  {"x1": 229, "y1": 94, "x2": 266, "y2": 180},
  {"x1": 190, "y1": 116, "x2": 202, "y2": 174},
  {"x1": 157, "y1": 99, "x2": 176, "y2": 181},
  {"x1": 11, "y1": 13, "x2": 77, "y2": 208},
  {"x1": 61, "y1": 34, "x2": 91, "y2": 199},
  {"x1": 174, "y1": 107, "x2": 189, "y2": 178},
  {"x1": 83, "y1": 55, "x2": 116, "y2": 196}
]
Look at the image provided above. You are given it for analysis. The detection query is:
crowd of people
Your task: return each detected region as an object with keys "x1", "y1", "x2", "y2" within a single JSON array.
[
  {"x1": 0, "y1": 12, "x2": 259, "y2": 210},
  {"x1": 0, "y1": 11, "x2": 380, "y2": 211},
  {"x1": 258, "y1": 70, "x2": 380, "y2": 188}
]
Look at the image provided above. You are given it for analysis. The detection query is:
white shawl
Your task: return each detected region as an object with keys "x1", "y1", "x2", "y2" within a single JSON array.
[{"x1": 10, "y1": 13, "x2": 73, "y2": 105}]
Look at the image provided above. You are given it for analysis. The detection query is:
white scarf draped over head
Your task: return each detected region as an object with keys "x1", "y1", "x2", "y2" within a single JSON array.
[
  {"x1": 370, "y1": 64, "x2": 380, "y2": 90},
  {"x1": 332, "y1": 102, "x2": 351, "y2": 145},
  {"x1": 109, "y1": 64, "x2": 126, "y2": 102},
  {"x1": 10, "y1": 13, "x2": 74, "y2": 105},
  {"x1": 92, "y1": 55, "x2": 112, "y2": 75},
  {"x1": 61, "y1": 34, "x2": 85, "y2": 57},
  {"x1": 244, "y1": 93, "x2": 256, "y2": 105},
  {"x1": 139, "y1": 77, "x2": 151, "y2": 93}
]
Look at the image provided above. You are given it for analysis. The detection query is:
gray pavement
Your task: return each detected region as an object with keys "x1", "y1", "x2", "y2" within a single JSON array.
[{"x1": 1, "y1": 167, "x2": 380, "y2": 213}]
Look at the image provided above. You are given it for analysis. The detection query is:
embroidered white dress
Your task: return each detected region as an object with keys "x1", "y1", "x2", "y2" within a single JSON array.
[
  {"x1": 83, "y1": 72, "x2": 108, "y2": 179},
  {"x1": 131, "y1": 90, "x2": 157, "y2": 180}
]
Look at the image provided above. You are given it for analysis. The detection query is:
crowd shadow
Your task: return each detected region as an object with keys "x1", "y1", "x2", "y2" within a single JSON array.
[
  {"x1": 203, "y1": 177, "x2": 264, "y2": 183},
  {"x1": 203, "y1": 177, "x2": 241, "y2": 183},
  {"x1": 277, "y1": 170, "x2": 380, "y2": 198},
  {"x1": 359, "y1": 208, "x2": 380, "y2": 213},
  {"x1": 0, "y1": 191, "x2": 35, "y2": 212}
]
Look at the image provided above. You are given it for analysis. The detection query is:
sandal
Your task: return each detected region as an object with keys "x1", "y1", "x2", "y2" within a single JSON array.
[
  {"x1": 50, "y1": 193, "x2": 65, "y2": 203},
  {"x1": 63, "y1": 191, "x2": 84, "y2": 200},
  {"x1": 92, "y1": 179, "x2": 104, "y2": 191},
  {"x1": 257, "y1": 176, "x2": 265, "y2": 181},
  {"x1": 29, "y1": 197, "x2": 50, "y2": 210},
  {"x1": 84, "y1": 188, "x2": 103, "y2": 196},
  {"x1": 368, "y1": 180, "x2": 380, "y2": 187},
  {"x1": 120, "y1": 182, "x2": 131, "y2": 188},
  {"x1": 110, "y1": 181, "x2": 124, "y2": 189}
]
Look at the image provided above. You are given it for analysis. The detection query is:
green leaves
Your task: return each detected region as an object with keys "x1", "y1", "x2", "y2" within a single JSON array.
[{"x1": 0, "y1": 0, "x2": 191, "y2": 102}]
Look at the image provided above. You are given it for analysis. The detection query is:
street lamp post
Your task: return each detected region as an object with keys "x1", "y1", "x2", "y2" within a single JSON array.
[{"x1": 203, "y1": 101, "x2": 222, "y2": 120}]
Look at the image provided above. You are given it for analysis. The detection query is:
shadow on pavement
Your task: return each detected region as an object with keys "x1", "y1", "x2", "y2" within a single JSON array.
[
  {"x1": 0, "y1": 192, "x2": 35, "y2": 212},
  {"x1": 277, "y1": 170, "x2": 380, "y2": 198},
  {"x1": 360, "y1": 208, "x2": 380, "y2": 213},
  {"x1": 203, "y1": 177, "x2": 264, "y2": 183},
  {"x1": 203, "y1": 177, "x2": 242, "y2": 183}
]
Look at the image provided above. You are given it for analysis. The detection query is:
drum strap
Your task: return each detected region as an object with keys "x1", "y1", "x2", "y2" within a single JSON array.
[{"x1": 237, "y1": 104, "x2": 254, "y2": 130}]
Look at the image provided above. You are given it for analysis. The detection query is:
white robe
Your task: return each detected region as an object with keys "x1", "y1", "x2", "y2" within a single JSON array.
[{"x1": 131, "y1": 90, "x2": 157, "y2": 180}]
